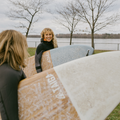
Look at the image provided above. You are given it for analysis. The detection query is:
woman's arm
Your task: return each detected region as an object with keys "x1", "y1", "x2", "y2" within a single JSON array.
[{"x1": 35, "y1": 44, "x2": 44, "y2": 73}]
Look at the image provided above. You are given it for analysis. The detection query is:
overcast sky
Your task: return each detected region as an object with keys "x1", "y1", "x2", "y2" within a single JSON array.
[{"x1": 0, "y1": 0, "x2": 120, "y2": 35}]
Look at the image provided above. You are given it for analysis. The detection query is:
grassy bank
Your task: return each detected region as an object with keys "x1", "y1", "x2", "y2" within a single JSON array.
[
  {"x1": 28, "y1": 47, "x2": 36, "y2": 56},
  {"x1": 27, "y1": 47, "x2": 120, "y2": 120},
  {"x1": 27, "y1": 48, "x2": 112, "y2": 56}
]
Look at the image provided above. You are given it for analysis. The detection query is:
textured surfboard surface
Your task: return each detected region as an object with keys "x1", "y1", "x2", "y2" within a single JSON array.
[
  {"x1": 23, "y1": 56, "x2": 37, "y2": 78},
  {"x1": 24, "y1": 45, "x2": 93, "y2": 77},
  {"x1": 50, "y1": 44, "x2": 93, "y2": 67},
  {"x1": 17, "y1": 51, "x2": 120, "y2": 120}
]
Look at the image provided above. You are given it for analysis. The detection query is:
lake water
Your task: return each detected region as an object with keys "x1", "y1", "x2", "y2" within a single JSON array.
[{"x1": 27, "y1": 37, "x2": 120, "y2": 50}]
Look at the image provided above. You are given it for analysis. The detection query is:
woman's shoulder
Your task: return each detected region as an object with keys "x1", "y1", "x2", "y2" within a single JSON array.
[
  {"x1": 36, "y1": 42, "x2": 44, "y2": 49},
  {"x1": 36, "y1": 42, "x2": 45, "y2": 54},
  {"x1": 0, "y1": 63, "x2": 22, "y2": 76}
]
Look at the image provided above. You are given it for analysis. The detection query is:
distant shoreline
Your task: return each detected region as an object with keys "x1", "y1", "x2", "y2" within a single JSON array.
[{"x1": 27, "y1": 33, "x2": 120, "y2": 39}]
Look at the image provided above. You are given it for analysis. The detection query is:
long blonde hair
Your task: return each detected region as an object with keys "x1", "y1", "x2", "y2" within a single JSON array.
[
  {"x1": 41, "y1": 28, "x2": 58, "y2": 48},
  {"x1": 0, "y1": 30, "x2": 28, "y2": 71}
]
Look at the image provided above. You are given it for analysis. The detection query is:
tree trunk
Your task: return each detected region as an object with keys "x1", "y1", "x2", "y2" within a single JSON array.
[
  {"x1": 70, "y1": 31, "x2": 73, "y2": 45},
  {"x1": 91, "y1": 29, "x2": 94, "y2": 49},
  {"x1": 26, "y1": 15, "x2": 34, "y2": 37},
  {"x1": 26, "y1": 22, "x2": 32, "y2": 37},
  {"x1": 26, "y1": 29, "x2": 29, "y2": 37}
]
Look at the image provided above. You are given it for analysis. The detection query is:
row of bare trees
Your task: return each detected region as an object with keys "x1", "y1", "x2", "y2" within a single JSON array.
[
  {"x1": 55, "y1": 0, "x2": 120, "y2": 48},
  {"x1": 7, "y1": 0, "x2": 120, "y2": 49}
]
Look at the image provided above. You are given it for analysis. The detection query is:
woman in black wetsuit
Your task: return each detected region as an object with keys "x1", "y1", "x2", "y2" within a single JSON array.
[
  {"x1": 35, "y1": 28, "x2": 58, "y2": 73},
  {"x1": 0, "y1": 30, "x2": 28, "y2": 120}
]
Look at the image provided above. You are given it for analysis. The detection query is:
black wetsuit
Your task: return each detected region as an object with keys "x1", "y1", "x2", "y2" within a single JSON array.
[
  {"x1": 35, "y1": 38, "x2": 54, "y2": 73},
  {"x1": 0, "y1": 62, "x2": 26, "y2": 120}
]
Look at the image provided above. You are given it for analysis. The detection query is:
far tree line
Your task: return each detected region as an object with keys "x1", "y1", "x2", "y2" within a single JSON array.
[
  {"x1": 7, "y1": 0, "x2": 120, "y2": 49},
  {"x1": 28, "y1": 33, "x2": 120, "y2": 39},
  {"x1": 56, "y1": 33, "x2": 120, "y2": 39}
]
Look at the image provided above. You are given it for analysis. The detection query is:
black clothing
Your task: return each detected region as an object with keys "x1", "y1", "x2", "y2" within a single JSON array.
[
  {"x1": 0, "y1": 63, "x2": 26, "y2": 120},
  {"x1": 35, "y1": 38, "x2": 54, "y2": 73}
]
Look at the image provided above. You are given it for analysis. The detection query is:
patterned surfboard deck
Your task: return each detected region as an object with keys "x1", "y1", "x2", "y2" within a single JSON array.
[
  {"x1": 18, "y1": 68, "x2": 80, "y2": 120},
  {"x1": 23, "y1": 45, "x2": 93, "y2": 77}
]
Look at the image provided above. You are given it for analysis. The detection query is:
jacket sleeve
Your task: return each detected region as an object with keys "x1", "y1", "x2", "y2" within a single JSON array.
[{"x1": 35, "y1": 44, "x2": 45, "y2": 73}]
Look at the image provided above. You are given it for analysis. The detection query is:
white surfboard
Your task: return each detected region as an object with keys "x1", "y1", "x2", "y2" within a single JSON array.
[{"x1": 17, "y1": 51, "x2": 120, "y2": 120}]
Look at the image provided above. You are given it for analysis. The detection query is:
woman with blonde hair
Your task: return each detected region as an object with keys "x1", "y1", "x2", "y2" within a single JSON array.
[
  {"x1": 0, "y1": 30, "x2": 28, "y2": 120},
  {"x1": 35, "y1": 28, "x2": 58, "y2": 73}
]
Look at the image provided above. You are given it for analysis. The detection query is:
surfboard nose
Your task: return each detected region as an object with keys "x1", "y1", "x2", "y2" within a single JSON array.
[{"x1": 54, "y1": 51, "x2": 120, "y2": 120}]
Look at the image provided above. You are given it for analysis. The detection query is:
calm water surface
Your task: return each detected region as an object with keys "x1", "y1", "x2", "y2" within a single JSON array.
[{"x1": 27, "y1": 37, "x2": 120, "y2": 50}]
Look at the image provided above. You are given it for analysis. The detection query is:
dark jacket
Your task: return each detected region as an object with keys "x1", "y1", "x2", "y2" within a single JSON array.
[
  {"x1": 35, "y1": 38, "x2": 54, "y2": 73},
  {"x1": 0, "y1": 63, "x2": 26, "y2": 120}
]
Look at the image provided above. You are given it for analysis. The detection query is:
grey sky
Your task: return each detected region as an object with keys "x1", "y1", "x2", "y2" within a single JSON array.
[{"x1": 0, "y1": 0, "x2": 120, "y2": 35}]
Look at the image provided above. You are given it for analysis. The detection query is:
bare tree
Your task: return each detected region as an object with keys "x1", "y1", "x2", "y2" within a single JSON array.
[
  {"x1": 7, "y1": 0, "x2": 51, "y2": 37},
  {"x1": 75, "y1": 0, "x2": 120, "y2": 49},
  {"x1": 55, "y1": 1, "x2": 81, "y2": 45}
]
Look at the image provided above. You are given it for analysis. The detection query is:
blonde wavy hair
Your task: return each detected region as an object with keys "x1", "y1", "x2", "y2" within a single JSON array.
[
  {"x1": 41, "y1": 28, "x2": 58, "y2": 48},
  {"x1": 0, "y1": 30, "x2": 28, "y2": 71}
]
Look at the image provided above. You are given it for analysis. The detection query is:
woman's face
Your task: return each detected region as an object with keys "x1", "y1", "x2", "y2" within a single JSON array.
[{"x1": 44, "y1": 32, "x2": 53, "y2": 42}]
